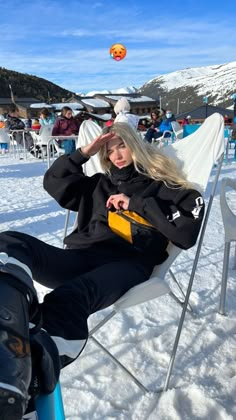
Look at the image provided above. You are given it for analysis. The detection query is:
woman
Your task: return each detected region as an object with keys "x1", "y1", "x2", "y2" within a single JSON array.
[
  {"x1": 52, "y1": 106, "x2": 81, "y2": 154},
  {"x1": 39, "y1": 107, "x2": 56, "y2": 126},
  {"x1": 0, "y1": 122, "x2": 204, "y2": 418},
  {"x1": 144, "y1": 108, "x2": 163, "y2": 143}
]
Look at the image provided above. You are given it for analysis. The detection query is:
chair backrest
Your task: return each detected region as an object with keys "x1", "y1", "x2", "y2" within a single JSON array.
[
  {"x1": 77, "y1": 120, "x2": 103, "y2": 176},
  {"x1": 171, "y1": 121, "x2": 183, "y2": 140},
  {"x1": 0, "y1": 128, "x2": 10, "y2": 144},
  {"x1": 220, "y1": 177, "x2": 236, "y2": 243},
  {"x1": 164, "y1": 113, "x2": 224, "y2": 192},
  {"x1": 152, "y1": 112, "x2": 225, "y2": 279},
  {"x1": 38, "y1": 124, "x2": 54, "y2": 144},
  {"x1": 171, "y1": 121, "x2": 182, "y2": 132}
]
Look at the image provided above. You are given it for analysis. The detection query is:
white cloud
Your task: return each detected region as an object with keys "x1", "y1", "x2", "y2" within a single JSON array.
[{"x1": 0, "y1": 2, "x2": 236, "y2": 93}]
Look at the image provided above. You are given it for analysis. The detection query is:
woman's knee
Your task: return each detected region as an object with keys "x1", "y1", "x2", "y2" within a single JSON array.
[{"x1": 0, "y1": 231, "x2": 41, "y2": 272}]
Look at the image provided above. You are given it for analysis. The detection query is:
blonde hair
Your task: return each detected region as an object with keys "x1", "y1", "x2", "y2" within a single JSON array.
[{"x1": 99, "y1": 122, "x2": 191, "y2": 189}]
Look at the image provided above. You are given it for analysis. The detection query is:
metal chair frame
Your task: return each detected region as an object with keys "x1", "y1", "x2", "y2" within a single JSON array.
[{"x1": 219, "y1": 177, "x2": 236, "y2": 315}]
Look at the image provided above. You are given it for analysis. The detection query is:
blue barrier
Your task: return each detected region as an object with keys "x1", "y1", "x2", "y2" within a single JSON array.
[
  {"x1": 183, "y1": 124, "x2": 201, "y2": 138},
  {"x1": 35, "y1": 382, "x2": 65, "y2": 420}
]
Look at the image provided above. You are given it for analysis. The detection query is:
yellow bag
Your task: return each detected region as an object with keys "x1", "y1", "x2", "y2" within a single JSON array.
[{"x1": 108, "y1": 210, "x2": 156, "y2": 244}]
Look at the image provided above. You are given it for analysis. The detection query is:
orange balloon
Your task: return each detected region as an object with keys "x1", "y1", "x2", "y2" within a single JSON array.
[{"x1": 110, "y1": 43, "x2": 127, "y2": 61}]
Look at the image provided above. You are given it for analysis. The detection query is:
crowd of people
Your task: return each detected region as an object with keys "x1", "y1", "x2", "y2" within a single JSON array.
[{"x1": 1, "y1": 102, "x2": 236, "y2": 155}]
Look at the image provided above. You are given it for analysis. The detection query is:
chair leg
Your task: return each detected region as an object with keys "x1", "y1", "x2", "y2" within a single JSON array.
[
  {"x1": 233, "y1": 243, "x2": 236, "y2": 270},
  {"x1": 169, "y1": 269, "x2": 194, "y2": 314},
  {"x1": 89, "y1": 309, "x2": 149, "y2": 394},
  {"x1": 62, "y1": 210, "x2": 71, "y2": 249},
  {"x1": 90, "y1": 336, "x2": 149, "y2": 394},
  {"x1": 219, "y1": 242, "x2": 231, "y2": 315}
]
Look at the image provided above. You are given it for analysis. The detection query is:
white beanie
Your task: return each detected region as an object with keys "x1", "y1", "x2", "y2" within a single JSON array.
[{"x1": 114, "y1": 97, "x2": 130, "y2": 115}]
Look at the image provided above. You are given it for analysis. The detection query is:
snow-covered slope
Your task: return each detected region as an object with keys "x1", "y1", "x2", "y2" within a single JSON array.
[
  {"x1": 139, "y1": 61, "x2": 236, "y2": 110},
  {"x1": 78, "y1": 86, "x2": 138, "y2": 97}
]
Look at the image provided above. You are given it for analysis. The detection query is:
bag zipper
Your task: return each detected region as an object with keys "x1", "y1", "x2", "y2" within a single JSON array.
[{"x1": 116, "y1": 211, "x2": 157, "y2": 232}]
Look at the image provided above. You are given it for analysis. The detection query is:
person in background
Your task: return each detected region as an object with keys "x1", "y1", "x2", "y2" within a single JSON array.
[
  {"x1": 158, "y1": 109, "x2": 176, "y2": 132},
  {"x1": 0, "y1": 114, "x2": 6, "y2": 128},
  {"x1": 105, "y1": 110, "x2": 116, "y2": 127},
  {"x1": 145, "y1": 109, "x2": 175, "y2": 143},
  {"x1": 138, "y1": 119, "x2": 148, "y2": 131},
  {"x1": 25, "y1": 118, "x2": 32, "y2": 129},
  {"x1": 144, "y1": 108, "x2": 164, "y2": 143},
  {"x1": 5, "y1": 104, "x2": 33, "y2": 150},
  {"x1": 114, "y1": 97, "x2": 139, "y2": 130},
  {"x1": 31, "y1": 118, "x2": 41, "y2": 131},
  {"x1": 0, "y1": 122, "x2": 205, "y2": 419},
  {"x1": 52, "y1": 106, "x2": 81, "y2": 154},
  {"x1": 39, "y1": 107, "x2": 56, "y2": 126},
  {"x1": 74, "y1": 111, "x2": 89, "y2": 126},
  {"x1": 224, "y1": 114, "x2": 233, "y2": 125},
  {"x1": 182, "y1": 115, "x2": 192, "y2": 125}
]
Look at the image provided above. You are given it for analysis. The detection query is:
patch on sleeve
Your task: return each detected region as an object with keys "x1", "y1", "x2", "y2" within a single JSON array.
[
  {"x1": 191, "y1": 196, "x2": 204, "y2": 219},
  {"x1": 167, "y1": 210, "x2": 181, "y2": 222}
]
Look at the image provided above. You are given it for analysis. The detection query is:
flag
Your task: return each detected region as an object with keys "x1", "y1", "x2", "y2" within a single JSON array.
[{"x1": 9, "y1": 84, "x2": 16, "y2": 104}]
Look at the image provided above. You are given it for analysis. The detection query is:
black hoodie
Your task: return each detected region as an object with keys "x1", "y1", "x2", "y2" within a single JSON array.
[{"x1": 43, "y1": 150, "x2": 205, "y2": 265}]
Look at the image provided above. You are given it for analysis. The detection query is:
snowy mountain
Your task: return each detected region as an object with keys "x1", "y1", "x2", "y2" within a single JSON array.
[
  {"x1": 77, "y1": 86, "x2": 138, "y2": 97},
  {"x1": 138, "y1": 61, "x2": 236, "y2": 113}
]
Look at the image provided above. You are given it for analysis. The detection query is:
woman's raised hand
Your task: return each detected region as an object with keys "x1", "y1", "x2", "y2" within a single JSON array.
[
  {"x1": 80, "y1": 132, "x2": 116, "y2": 157},
  {"x1": 106, "y1": 193, "x2": 130, "y2": 210}
]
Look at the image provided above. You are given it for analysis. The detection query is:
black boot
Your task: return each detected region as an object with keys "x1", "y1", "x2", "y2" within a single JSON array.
[{"x1": 0, "y1": 274, "x2": 32, "y2": 419}]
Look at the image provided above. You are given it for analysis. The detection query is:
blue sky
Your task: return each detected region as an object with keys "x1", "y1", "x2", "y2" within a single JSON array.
[{"x1": 0, "y1": 0, "x2": 236, "y2": 94}]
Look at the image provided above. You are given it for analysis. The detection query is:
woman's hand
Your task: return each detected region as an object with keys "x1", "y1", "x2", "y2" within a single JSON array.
[
  {"x1": 106, "y1": 193, "x2": 130, "y2": 210},
  {"x1": 80, "y1": 132, "x2": 116, "y2": 157}
]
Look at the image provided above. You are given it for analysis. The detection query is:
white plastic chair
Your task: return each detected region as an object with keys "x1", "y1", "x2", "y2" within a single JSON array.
[
  {"x1": 31, "y1": 124, "x2": 54, "y2": 159},
  {"x1": 62, "y1": 121, "x2": 102, "y2": 245},
  {"x1": 87, "y1": 113, "x2": 225, "y2": 393},
  {"x1": 152, "y1": 130, "x2": 173, "y2": 147},
  {"x1": 76, "y1": 120, "x2": 103, "y2": 176},
  {"x1": 171, "y1": 121, "x2": 183, "y2": 140},
  {"x1": 218, "y1": 178, "x2": 236, "y2": 315}
]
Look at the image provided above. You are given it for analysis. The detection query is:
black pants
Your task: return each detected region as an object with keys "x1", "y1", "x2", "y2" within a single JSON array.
[
  {"x1": 144, "y1": 128, "x2": 163, "y2": 143},
  {"x1": 0, "y1": 231, "x2": 153, "y2": 342}
]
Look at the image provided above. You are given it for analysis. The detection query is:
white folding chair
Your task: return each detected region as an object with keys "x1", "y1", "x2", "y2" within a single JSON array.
[
  {"x1": 87, "y1": 112, "x2": 225, "y2": 393},
  {"x1": 171, "y1": 121, "x2": 183, "y2": 140},
  {"x1": 152, "y1": 130, "x2": 173, "y2": 147},
  {"x1": 76, "y1": 120, "x2": 103, "y2": 176},
  {"x1": 218, "y1": 177, "x2": 236, "y2": 315},
  {"x1": 62, "y1": 121, "x2": 103, "y2": 246}
]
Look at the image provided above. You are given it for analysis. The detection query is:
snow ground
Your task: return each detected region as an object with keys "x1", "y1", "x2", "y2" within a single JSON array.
[{"x1": 0, "y1": 147, "x2": 236, "y2": 420}]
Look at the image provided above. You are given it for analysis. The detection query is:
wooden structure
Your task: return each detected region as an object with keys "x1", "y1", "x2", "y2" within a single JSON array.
[
  {"x1": 0, "y1": 97, "x2": 42, "y2": 118},
  {"x1": 94, "y1": 94, "x2": 158, "y2": 116}
]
